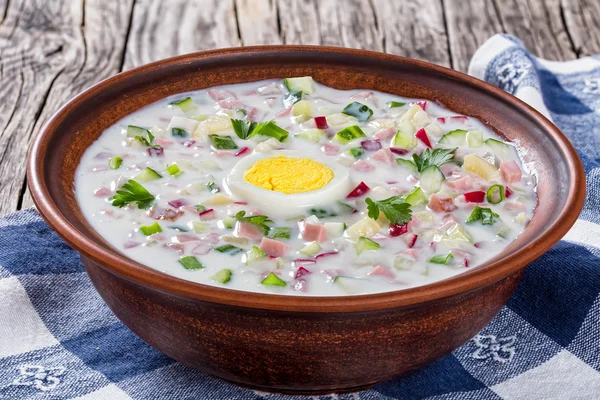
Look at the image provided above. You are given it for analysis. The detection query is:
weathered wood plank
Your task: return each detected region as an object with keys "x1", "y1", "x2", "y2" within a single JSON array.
[
  {"x1": 0, "y1": 0, "x2": 134, "y2": 213},
  {"x1": 372, "y1": 0, "x2": 450, "y2": 68},
  {"x1": 443, "y1": 0, "x2": 503, "y2": 72},
  {"x1": 491, "y1": 0, "x2": 576, "y2": 60},
  {"x1": 235, "y1": 0, "x2": 281, "y2": 45},
  {"x1": 316, "y1": 0, "x2": 382, "y2": 50},
  {"x1": 561, "y1": 0, "x2": 600, "y2": 57},
  {"x1": 277, "y1": 0, "x2": 320, "y2": 45},
  {"x1": 123, "y1": 0, "x2": 239, "y2": 70}
]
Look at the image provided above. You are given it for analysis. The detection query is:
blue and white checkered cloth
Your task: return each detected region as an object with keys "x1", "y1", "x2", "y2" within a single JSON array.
[{"x1": 1, "y1": 34, "x2": 599, "y2": 399}]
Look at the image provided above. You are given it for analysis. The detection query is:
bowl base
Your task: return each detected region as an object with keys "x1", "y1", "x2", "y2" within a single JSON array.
[{"x1": 226, "y1": 377, "x2": 379, "y2": 396}]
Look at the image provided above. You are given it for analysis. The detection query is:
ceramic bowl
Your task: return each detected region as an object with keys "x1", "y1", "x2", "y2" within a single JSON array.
[{"x1": 28, "y1": 46, "x2": 585, "y2": 394}]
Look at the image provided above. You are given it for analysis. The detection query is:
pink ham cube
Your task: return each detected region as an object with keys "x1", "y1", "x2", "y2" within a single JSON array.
[
  {"x1": 428, "y1": 194, "x2": 457, "y2": 213},
  {"x1": 208, "y1": 89, "x2": 237, "y2": 101},
  {"x1": 500, "y1": 160, "x2": 522, "y2": 184},
  {"x1": 352, "y1": 160, "x2": 375, "y2": 172},
  {"x1": 302, "y1": 224, "x2": 327, "y2": 243},
  {"x1": 368, "y1": 265, "x2": 396, "y2": 278},
  {"x1": 217, "y1": 99, "x2": 244, "y2": 109},
  {"x1": 259, "y1": 237, "x2": 289, "y2": 257},
  {"x1": 235, "y1": 222, "x2": 264, "y2": 239},
  {"x1": 374, "y1": 127, "x2": 396, "y2": 141},
  {"x1": 371, "y1": 148, "x2": 395, "y2": 165},
  {"x1": 445, "y1": 175, "x2": 473, "y2": 191}
]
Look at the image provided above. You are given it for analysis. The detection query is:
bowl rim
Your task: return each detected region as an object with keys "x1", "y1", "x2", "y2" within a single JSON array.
[{"x1": 27, "y1": 45, "x2": 586, "y2": 313}]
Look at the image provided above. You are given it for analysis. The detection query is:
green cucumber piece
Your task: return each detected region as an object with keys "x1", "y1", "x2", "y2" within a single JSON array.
[
  {"x1": 396, "y1": 158, "x2": 418, "y2": 175},
  {"x1": 387, "y1": 101, "x2": 406, "y2": 108},
  {"x1": 190, "y1": 221, "x2": 209, "y2": 233},
  {"x1": 446, "y1": 223, "x2": 473, "y2": 243},
  {"x1": 355, "y1": 236, "x2": 381, "y2": 255},
  {"x1": 244, "y1": 246, "x2": 267, "y2": 265},
  {"x1": 171, "y1": 127, "x2": 188, "y2": 138},
  {"x1": 420, "y1": 165, "x2": 445, "y2": 193},
  {"x1": 165, "y1": 164, "x2": 182, "y2": 177},
  {"x1": 134, "y1": 167, "x2": 162, "y2": 183},
  {"x1": 179, "y1": 256, "x2": 204, "y2": 270},
  {"x1": 261, "y1": 271, "x2": 287, "y2": 286},
  {"x1": 466, "y1": 130, "x2": 484, "y2": 148},
  {"x1": 392, "y1": 130, "x2": 418, "y2": 150},
  {"x1": 139, "y1": 222, "x2": 162, "y2": 236},
  {"x1": 283, "y1": 76, "x2": 315, "y2": 95},
  {"x1": 295, "y1": 128, "x2": 325, "y2": 143},
  {"x1": 485, "y1": 138, "x2": 512, "y2": 161},
  {"x1": 429, "y1": 254, "x2": 454, "y2": 264},
  {"x1": 334, "y1": 125, "x2": 366, "y2": 144},
  {"x1": 300, "y1": 241, "x2": 321, "y2": 256},
  {"x1": 405, "y1": 187, "x2": 427, "y2": 207},
  {"x1": 349, "y1": 147, "x2": 365, "y2": 159},
  {"x1": 214, "y1": 244, "x2": 243, "y2": 255},
  {"x1": 283, "y1": 90, "x2": 303, "y2": 108},
  {"x1": 109, "y1": 156, "x2": 123, "y2": 169},
  {"x1": 292, "y1": 100, "x2": 312, "y2": 117},
  {"x1": 324, "y1": 222, "x2": 346, "y2": 237},
  {"x1": 170, "y1": 97, "x2": 197, "y2": 113},
  {"x1": 334, "y1": 276, "x2": 364, "y2": 294},
  {"x1": 439, "y1": 129, "x2": 467, "y2": 146},
  {"x1": 223, "y1": 216, "x2": 236, "y2": 229},
  {"x1": 341, "y1": 102, "x2": 373, "y2": 122},
  {"x1": 211, "y1": 268, "x2": 232, "y2": 284},
  {"x1": 126, "y1": 125, "x2": 150, "y2": 138}
]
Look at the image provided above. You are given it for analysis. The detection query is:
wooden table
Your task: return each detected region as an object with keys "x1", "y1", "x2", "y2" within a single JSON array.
[{"x1": 1, "y1": 0, "x2": 599, "y2": 216}]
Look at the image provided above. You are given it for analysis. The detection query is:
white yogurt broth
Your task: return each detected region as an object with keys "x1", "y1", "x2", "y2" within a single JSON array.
[{"x1": 75, "y1": 77, "x2": 537, "y2": 296}]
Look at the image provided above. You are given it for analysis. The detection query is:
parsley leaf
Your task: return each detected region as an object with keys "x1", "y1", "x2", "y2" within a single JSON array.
[
  {"x1": 235, "y1": 210, "x2": 273, "y2": 235},
  {"x1": 231, "y1": 119, "x2": 257, "y2": 140},
  {"x1": 365, "y1": 195, "x2": 412, "y2": 225},
  {"x1": 110, "y1": 180, "x2": 156, "y2": 210},
  {"x1": 412, "y1": 147, "x2": 457, "y2": 173}
]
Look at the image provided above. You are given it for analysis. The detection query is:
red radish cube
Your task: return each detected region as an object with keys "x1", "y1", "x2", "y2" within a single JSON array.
[
  {"x1": 235, "y1": 147, "x2": 250, "y2": 156},
  {"x1": 314, "y1": 116, "x2": 328, "y2": 129},
  {"x1": 295, "y1": 266, "x2": 312, "y2": 279},
  {"x1": 199, "y1": 208, "x2": 216, "y2": 220},
  {"x1": 389, "y1": 147, "x2": 409, "y2": 156},
  {"x1": 464, "y1": 191, "x2": 486, "y2": 203},
  {"x1": 505, "y1": 186, "x2": 513, "y2": 198},
  {"x1": 500, "y1": 160, "x2": 522, "y2": 183},
  {"x1": 302, "y1": 224, "x2": 327, "y2": 243},
  {"x1": 346, "y1": 182, "x2": 370, "y2": 198},
  {"x1": 407, "y1": 234, "x2": 418, "y2": 248},
  {"x1": 416, "y1": 101, "x2": 427, "y2": 110},
  {"x1": 259, "y1": 237, "x2": 289, "y2": 257},
  {"x1": 437, "y1": 117, "x2": 446, "y2": 124},
  {"x1": 415, "y1": 128, "x2": 432, "y2": 148},
  {"x1": 316, "y1": 251, "x2": 339, "y2": 260},
  {"x1": 388, "y1": 223, "x2": 408, "y2": 237},
  {"x1": 451, "y1": 115, "x2": 468, "y2": 121},
  {"x1": 168, "y1": 199, "x2": 188, "y2": 209}
]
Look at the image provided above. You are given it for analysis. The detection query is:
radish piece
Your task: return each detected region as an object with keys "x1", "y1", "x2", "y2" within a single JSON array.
[
  {"x1": 234, "y1": 201, "x2": 248, "y2": 205},
  {"x1": 451, "y1": 115, "x2": 468, "y2": 121},
  {"x1": 464, "y1": 191, "x2": 486, "y2": 203},
  {"x1": 389, "y1": 223, "x2": 408, "y2": 237},
  {"x1": 346, "y1": 182, "x2": 370, "y2": 198},
  {"x1": 147, "y1": 146, "x2": 164, "y2": 157},
  {"x1": 407, "y1": 234, "x2": 418, "y2": 248},
  {"x1": 369, "y1": 265, "x2": 395, "y2": 278},
  {"x1": 199, "y1": 209, "x2": 216, "y2": 220},
  {"x1": 168, "y1": 199, "x2": 188, "y2": 208},
  {"x1": 361, "y1": 139, "x2": 382, "y2": 151},
  {"x1": 505, "y1": 186, "x2": 513, "y2": 198},
  {"x1": 437, "y1": 117, "x2": 446, "y2": 124},
  {"x1": 235, "y1": 147, "x2": 250, "y2": 157},
  {"x1": 416, "y1": 101, "x2": 427, "y2": 110},
  {"x1": 315, "y1": 251, "x2": 339, "y2": 260},
  {"x1": 94, "y1": 187, "x2": 111, "y2": 197},
  {"x1": 389, "y1": 147, "x2": 409, "y2": 156},
  {"x1": 294, "y1": 279, "x2": 308, "y2": 292},
  {"x1": 415, "y1": 128, "x2": 432, "y2": 148},
  {"x1": 295, "y1": 266, "x2": 312, "y2": 279},
  {"x1": 293, "y1": 259, "x2": 317, "y2": 265},
  {"x1": 183, "y1": 140, "x2": 196, "y2": 148},
  {"x1": 314, "y1": 116, "x2": 328, "y2": 129},
  {"x1": 124, "y1": 240, "x2": 140, "y2": 249}
]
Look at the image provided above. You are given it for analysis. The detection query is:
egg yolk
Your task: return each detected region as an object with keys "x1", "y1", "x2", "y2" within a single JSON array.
[{"x1": 243, "y1": 156, "x2": 334, "y2": 194}]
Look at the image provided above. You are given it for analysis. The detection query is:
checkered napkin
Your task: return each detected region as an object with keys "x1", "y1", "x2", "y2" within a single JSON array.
[{"x1": 1, "y1": 34, "x2": 599, "y2": 400}]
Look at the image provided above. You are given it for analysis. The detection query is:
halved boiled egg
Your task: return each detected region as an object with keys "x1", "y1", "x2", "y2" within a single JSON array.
[{"x1": 224, "y1": 150, "x2": 351, "y2": 217}]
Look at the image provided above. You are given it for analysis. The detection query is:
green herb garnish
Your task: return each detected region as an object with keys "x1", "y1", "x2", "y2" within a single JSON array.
[
  {"x1": 179, "y1": 256, "x2": 204, "y2": 270},
  {"x1": 412, "y1": 147, "x2": 457, "y2": 173},
  {"x1": 214, "y1": 244, "x2": 244, "y2": 255},
  {"x1": 209, "y1": 134, "x2": 239, "y2": 150},
  {"x1": 268, "y1": 227, "x2": 291, "y2": 239},
  {"x1": 110, "y1": 180, "x2": 156, "y2": 210},
  {"x1": 231, "y1": 119, "x2": 256, "y2": 140},
  {"x1": 139, "y1": 222, "x2": 162, "y2": 236},
  {"x1": 235, "y1": 210, "x2": 273, "y2": 235},
  {"x1": 309, "y1": 208, "x2": 337, "y2": 219},
  {"x1": 429, "y1": 254, "x2": 454, "y2": 264},
  {"x1": 365, "y1": 195, "x2": 412, "y2": 225},
  {"x1": 252, "y1": 121, "x2": 289, "y2": 142},
  {"x1": 387, "y1": 101, "x2": 406, "y2": 108},
  {"x1": 341, "y1": 101, "x2": 373, "y2": 122},
  {"x1": 169, "y1": 226, "x2": 188, "y2": 232},
  {"x1": 466, "y1": 206, "x2": 500, "y2": 225},
  {"x1": 194, "y1": 204, "x2": 206, "y2": 212},
  {"x1": 207, "y1": 181, "x2": 220, "y2": 193}
]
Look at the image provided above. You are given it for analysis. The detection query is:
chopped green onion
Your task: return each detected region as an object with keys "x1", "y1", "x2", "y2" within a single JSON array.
[
  {"x1": 165, "y1": 164, "x2": 183, "y2": 177},
  {"x1": 337, "y1": 201, "x2": 357, "y2": 214},
  {"x1": 212, "y1": 268, "x2": 232, "y2": 283},
  {"x1": 349, "y1": 147, "x2": 364, "y2": 159},
  {"x1": 466, "y1": 206, "x2": 500, "y2": 225},
  {"x1": 244, "y1": 246, "x2": 267, "y2": 265},
  {"x1": 355, "y1": 236, "x2": 381, "y2": 254},
  {"x1": 178, "y1": 256, "x2": 204, "y2": 270},
  {"x1": 309, "y1": 208, "x2": 337, "y2": 219},
  {"x1": 341, "y1": 101, "x2": 373, "y2": 122},
  {"x1": 429, "y1": 254, "x2": 454, "y2": 264},
  {"x1": 209, "y1": 134, "x2": 238, "y2": 150},
  {"x1": 169, "y1": 97, "x2": 197, "y2": 112},
  {"x1": 261, "y1": 271, "x2": 287, "y2": 286},
  {"x1": 252, "y1": 121, "x2": 289, "y2": 142},
  {"x1": 171, "y1": 127, "x2": 188, "y2": 138},
  {"x1": 334, "y1": 125, "x2": 366, "y2": 144},
  {"x1": 127, "y1": 125, "x2": 151, "y2": 138},
  {"x1": 207, "y1": 181, "x2": 220, "y2": 193},
  {"x1": 194, "y1": 204, "x2": 206, "y2": 212},
  {"x1": 235, "y1": 108, "x2": 247, "y2": 116},
  {"x1": 140, "y1": 222, "x2": 162, "y2": 236},
  {"x1": 486, "y1": 184, "x2": 505, "y2": 204},
  {"x1": 214, "y1": 244, "x2": 244, "y2": 255},
  {"x1": 387, "y1": 101, "x2": 406, "y2": 108},
  {"x1": 283, "y1": 90, "x2": 303, "y2": 108},
  {"x1": 169, "y1": 226, "x2": 188, "y2": 232},
  {"x1": 109, "y1": 156, "x2": 123, "y2": 169},
  {"x1": 269, "y1": 227, "x2": 291, "y2": 239}
]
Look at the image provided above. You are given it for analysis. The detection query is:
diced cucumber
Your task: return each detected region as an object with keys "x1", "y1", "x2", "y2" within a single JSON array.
[
  {"x1": 261, "y1": 271, "x2": 287, "y2": 286},
  {"x1": 196, "y1": 160, "x2": 221, "y2": 171},
  {"x1": 126, "y1": 125, "x2": 150, "y2": 138},
  {"x1": 190, "y1": 221, "x2": 209, "y2": 234},
  {"x1": 139, "y1": 222, "x2": 162, "y2": 236},
  {"x1": 223, "y1": 216, "x2": 236, "y2": 229},
  {"x1": 485, "y1": 138, "x2": 512, "y2": 161},
  {"x1": 515, "y1": 212, "x2": 528, "y2": 225},
  {"x1": 341, "y1": 102, "x2": 373, "y2": 122},
  {"x1": 300, "y1": 241, "x2": 321, "y2": 256},
  {"x1": 178, "y1": 256, "x2": 204, "y2": 270},
  {"x1": 349, "y1": 147, "x2": 364, "y2": 159},
  {"x1": 405, "y1": 187, "x2": 427, "y2": 207},
  {"x1": 214, "y1": 244, "x2": 243, "y2": 255},
  {"x1": 439, "y1": 129, "x2": 467, "y2": 146},
  {"x1": 324, "y1": 222, "x2": 346, "y2": 237},
  {"x1": 394, "y1": 255, "x2": 416, "y2": 270},
  {"x1": 334, "y1": 276, "x2": 364, "y2": 294},
  {"x1": 165, "y1": 164, "x2": 183, "y2": 177},
  {"x1": 466, "y1": 130, "x2": 484, "y2": 148},
  {"x1": 109, "y1": 156, "x2": 123, "y2": 170},
  {"x1": 396, "y1": 158, "x2": 418, "y2": 175},
  {"x1": 496, "y1": 224, "x2": 511, "y2": 239},
  {"x1": 355, "y1": 236, "x2": 381, "y2": 255},
  {"x1": 295, "y1": 128, "x2": 325, "y2": 143},
  {"x1": 419, "y1": 165, "x2": 445, "y2": 193},
  {"x1": 334, "y1": 125, "x2": 366, "y2": 144},
  {"x1": 283, "y1": 76, "x2": 315, "y2": 95},
  {"x1": 191, "y1": 114, "x2": 208, "y2": 122},
  {"x1": 392, "y1": 129, "x2": 418, "y2": 150},
  {"x1": 283, "y1": 91, "x2": 303, "y2": 108},
  {"x1": 292, "y1": 100, "x2": 313, "y2": 117},
  {"x1": 134, "y1": 167, "x2": 162, "y2": 183},
  {"x1": 244, "y1": 246, "x2": 267, "y2": 265},
  {"x1": 446, "y1": 223, "x2": 473, "y2": 243},
  {"x1": 429, "y1": 253, "x2": 454, "y2": 264},
  {"x1": 211, "y1": 268, "x2": 232, "y2": 284},
  {"x1": 170, "y1": 97, "x2": 197, "y2": 113},
  {"x1": 336, "y1": 201, "x2": 357, "y2": 214}
]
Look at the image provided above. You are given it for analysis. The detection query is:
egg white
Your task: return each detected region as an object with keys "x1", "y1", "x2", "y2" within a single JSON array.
[{"x1": 224, "y1": 150, "x2": 351, "y2": 218}]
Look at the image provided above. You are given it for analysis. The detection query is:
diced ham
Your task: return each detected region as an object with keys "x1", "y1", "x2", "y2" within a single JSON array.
[
  {"x1": 191, "y1": 242, "x2": 211, "y2": 255},
  {"x1": 259, "y1": 237, "x2": 289, "y2": 257},
  {"x1": 257, "y1": 82, "x2": 282, "y2": 95},
  {"x1": 369, "y1": 265, "x2": 395, "y2": 278},
  {"x1": 428, "y1": 194, "x2": 457, "y2": 213},
  {"x1": 217, "y1": 99, "x2": 244, "y2": 109},
  {"x1": 235, "y1": 222, "x2": 264, "y2": 239},
  {"x1": 303, "y1": 224, "x2": 327, "y2": 243},
  {"x1": 445, "y1": 175, "x2": 473, "y2": 191},
  {"x1": 155, "y1": 137, "x2": 173, "y2": 147},
  {"x1": 504, "y1": 202, "x2": 527, "y2": 211},
  {"x1": 500, "y1": 160, "x2": 522, "y2": 184},
  {"x1": 398, "y1": 248, "x2": 421, "y2": 260},
  {"x1": 149, "y1": 207, "x2": 184, "y2": 221},
  {"x1": 208, "y1": 89, "x2": 237, "y2": 101},
  {"x1": 440, "y1": 163, "x2": 462, "y2": 177},
  {"x1": 371, "y1": 148, "x2": 395, "y2": 165},
  {"x1": 216, "y1": 150, "x2": 234, "y2": 158},
  {"x1": 321, "y1": 144, "x2": 339, "y2": 156},
  {"x1": 123, "y1": 240, "x2": 140, "y2": 249},
  {"x1": 246, "y1": 107, "x2": 258, "y2": 121},
  {"x1": 165, "y1": 243, "x2": 185, "y2": 253},
  {"x1": 374, "y1": 127, "x2": 396, "y2": 140},
  {"x1": 94, "y1": 187, "x2": 112, "y2": 197},
  {"x1": 175, "y1": 234, "x2": 202, "y2": 243},
  {"x1": 351, "y1": 91, "x2": 374, "y2": 100},
  {"x1": 275, "y1": 107, "x2": 292, "y2": 117},
  {"x1": 352, "y1": 160, "x2": 375, "y2": 172}
]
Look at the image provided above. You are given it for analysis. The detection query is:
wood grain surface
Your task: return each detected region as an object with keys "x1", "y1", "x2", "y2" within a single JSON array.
[{"x1": 1, "y1": 0, "x2": 598, "y2": 215}]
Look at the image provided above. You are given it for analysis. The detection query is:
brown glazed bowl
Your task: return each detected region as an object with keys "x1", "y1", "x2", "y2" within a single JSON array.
[{"x1": 28, "y1": 46, "x2": 584, "y2": 394}]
